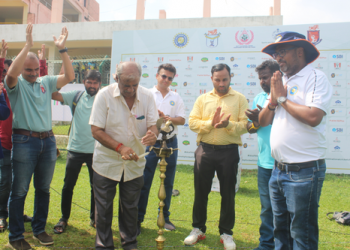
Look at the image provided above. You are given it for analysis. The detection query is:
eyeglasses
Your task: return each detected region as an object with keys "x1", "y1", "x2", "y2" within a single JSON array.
[
  {"x1": 272, "y1": 47, "x2": 296, "y2": 59},
  {"x1": 160, "y1": 74, "x2": 173, "y2": 81}
]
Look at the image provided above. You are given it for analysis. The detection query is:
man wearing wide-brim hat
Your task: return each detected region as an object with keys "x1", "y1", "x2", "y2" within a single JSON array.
[{"x1": 259, "y1": 31, "x2": 332, "y2": 250}]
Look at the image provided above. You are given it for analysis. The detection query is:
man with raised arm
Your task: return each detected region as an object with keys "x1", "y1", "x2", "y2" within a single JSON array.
[
  {"x1": 259, "y1": 31, "x2": 332, "y2": 250},
  {"x1": 4, "y1": 24, "x2": 75, "y2": 250}
]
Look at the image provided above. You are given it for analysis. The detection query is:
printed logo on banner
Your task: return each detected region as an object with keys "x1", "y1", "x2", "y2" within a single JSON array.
[
  {"x1": 247, "y1": 64, "x2": 256, "y2": 68},
  {"x1": 290, "y1": 86, "x2": 299, "y2": 95},
  {"x1": 201, "y1": 57, "x2": 209, "y2": 62},
  {"x1": 183, "y1": 82, "x2": 187, "y2": 86},
  {"x1": 142, "y1": 65, "x2": 148, "y2": 69},
  {"x1": 199, "y1": 89, "x2": 207, "y2": 95},
  {"x1": 169, "y1": 58, "x2": 181, "y2": 62},
  {"x1": 332, "y1": 54, "x2": 344, "y2": 59},
  {"x1": 142, "y1": 73, "x2": 149, "y2": 78},
  {"x1": 235, "y1": 29, "x2": 254, "y2": 47},
  {"x1": 204, "y1": 29, "x2": 221, "y2": 48},
  {"x1": 230, "y1": 57, "x2": 235, "y2": 61},
  {"x1": 142, "y1": 58, "x2": 149, "y2": 63},
  {"x1": 173, "y1": 33, "x2": 189, "y2": 48},
  {"x1": 248, "y1": 73, "x2": 255, "y2": 79},
  {"x1": 307, "y1": 25, "x2": 322, "y2": 45},
  {"x1": 332, "y1": 81, "x2": 342, "y2": 88},
  {"x1": 184, "y1": 90, "x2": 193, "y2": 96},
  {"x1": 184, "y1": 74, "x2": 191, "y2": 77},
  {"x1": 183, "y1": 140, "x2": 190, "y2": 145},
  {"x1": 199, "y1": 83, "x2": 207, "y2": 86},
  {"x1": 128, "y1": 57, "x2": 136, "y2": 61},
  {"x1": 182, "y1": 132, "x2": 189, "y2": 138},
  {"x1": 315, "y1": 63, "x2": 324, "y2": 70},
  {"x1": 158, "y1": 57, "x2": 164, "y2": 63},
  {"x1": 187, "y1": 56, "x2": 193, "y2": 62},
  {"x1": 333, "y1": 146, "x2": 341, "y2": 151},
  {"x1": 185, "y1": 65, "x2": 192, "y2": 70},
  {"x1": 215, "y1": 57, "x2": 225, "y2": 61},
  {"x1": 332, "y1": 128, "x2": 344, "y2": 133},
  {"x1": 331, "y1": 73, "x2": 335, "y2": 78},
  {"x1": 171, "y1": 82, "x2": 178, "y2": 87},
  {"x1": 246, "y1": 82, "x2": 257, "y2": 86},
  {"x1": 333, "y1": 137, "x2": 341, "y2": 143},
  {"x1": 334, "y1": 63, "x2": 341, "y2": 69},
  {"x1": 231, "y1": 73, "x2": 235, "y2": 77}
]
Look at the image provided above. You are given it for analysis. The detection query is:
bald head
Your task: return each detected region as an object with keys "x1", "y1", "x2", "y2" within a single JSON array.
[{"x1": 22, "y1": 52, "x2": 40, "y2": 83}]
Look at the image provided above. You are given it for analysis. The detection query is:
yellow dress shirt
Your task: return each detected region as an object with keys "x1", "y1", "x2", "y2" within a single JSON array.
[{"x1": 189, "y1": 87, "x2": 249, "y2": 146}]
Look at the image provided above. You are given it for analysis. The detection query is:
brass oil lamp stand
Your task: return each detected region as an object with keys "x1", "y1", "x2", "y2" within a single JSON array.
[{"x1": 151, "y1": 119, "x2": 178, "y2": 250}]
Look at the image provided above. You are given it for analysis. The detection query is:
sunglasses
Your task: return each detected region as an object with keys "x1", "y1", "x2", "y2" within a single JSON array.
[
  {"x1": 160, "y1": 74, "x2": 173, "y2": 81},
  {"x1": 272, "y1": 47, "x2": 296, "y2": 59}
]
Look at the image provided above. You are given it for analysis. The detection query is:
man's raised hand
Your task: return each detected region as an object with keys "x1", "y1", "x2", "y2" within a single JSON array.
[
  {"x1": 0, "y1": 40, "x2": 8, "y2": 59},
  {"x1": 26, "y1": 24, "x2": 34, "y2": 48},
  {"x1": 38, "y1": 44, "x2": 46, "y2": 60},
  {"x1": 53, "y1": 26, "x2": 68, "y2": 50}
]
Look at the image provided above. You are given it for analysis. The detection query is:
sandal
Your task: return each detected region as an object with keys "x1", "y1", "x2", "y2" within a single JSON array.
[
  {"x1": 0, "y1": 218, "x2": 7, "y2": 233},
  {"x1": 53, "y1": 219, "x2": 67, "y2": 234}
]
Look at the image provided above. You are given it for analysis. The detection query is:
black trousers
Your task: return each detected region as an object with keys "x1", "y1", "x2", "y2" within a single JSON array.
[
  {"x1": 93, "y1": 171, "x2": 144, "y2": 250},
  {"x1": 192, "y1": 144, "x2": 239, "y2": 235},
  {"x1": 61, "y1": 151, "x2": 94, "y2": 222}
]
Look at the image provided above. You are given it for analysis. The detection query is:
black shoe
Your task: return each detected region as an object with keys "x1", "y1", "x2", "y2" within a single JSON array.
[
  {"x1": 137, "y1": 221, "x2": 141, "y2": 236},
  {"x1": 8, "y1": 239, "x2": 32, "y2": 250},
  {"x1": 23, "y1": 215, "x2": 32, "y2": 223},
  {"x1": 164, "y1": 220, "x2": 176, "y2": 231},
  {"x1": 0, "y1": 218, "x2": 7, "y2": 232},
  {"x1": 172, "y1": 189, "x2": 180, "y2": 196},
  {"x1": 33, "y1": 232, "x2": 54, "y2": 246}
]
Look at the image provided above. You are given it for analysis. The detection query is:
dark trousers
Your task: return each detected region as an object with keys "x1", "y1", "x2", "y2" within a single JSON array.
[
  {"x1": 192, "y1": 144, "x2": 239, "y2": 235},
  {"x1": 94, "y1": 171, "x2": 144, "y2": 250},
  {"x1": 61, "y1": 151, "x2": 94, "y2": 222}
]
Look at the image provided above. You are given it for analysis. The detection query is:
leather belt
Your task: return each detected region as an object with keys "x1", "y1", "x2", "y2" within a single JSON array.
[
  {"x1": 156, "y1": 135, "x2": 176, "y2": 144},
  {"x1": 13, "y1": 129, "x2": 54, "y2": 139},
  {"x1": 276, "y1": 159, "x2": 325, "y2": 172},
  {"x1": 200, "y1": 142, "x2": 238, "y2": 150}
]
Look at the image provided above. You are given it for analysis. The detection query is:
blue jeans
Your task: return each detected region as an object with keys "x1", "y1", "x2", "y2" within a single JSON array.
[
  {"x1": 256, "y1": 166, "x2": 274, "y2": 250},
  {"x1": 9, "y1": 134, "x2": 57, "y2": 241},
  {"x1": 269, "y1": 161, "x2": 326, "y2": 250},
  {"x1": 138, "y1": 136, "x2": 178, "y2": 223},
  {"x1": 0, "y1": 147, "x2": 11, "y2": 219}
]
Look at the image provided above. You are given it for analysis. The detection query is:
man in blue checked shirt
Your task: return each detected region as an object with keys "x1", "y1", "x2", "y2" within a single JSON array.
[{"x1": 245, "y1": 60, "x2": 280, "y2": 250}]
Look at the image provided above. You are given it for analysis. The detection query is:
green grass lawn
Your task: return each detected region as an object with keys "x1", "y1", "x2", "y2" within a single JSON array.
[
  {"x1": 52, "y1": 125, "x2": 70, "y2": 135},
  {"x1": 0, "y1": 151, "x2": 349, "y2": 249}
]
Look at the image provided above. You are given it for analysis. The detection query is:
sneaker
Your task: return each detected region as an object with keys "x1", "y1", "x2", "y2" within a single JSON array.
[
  {"x1": 220, "y1": 233, "x2": 236, "y2": 250},
  {"x1": 33, "y1": 232, "x2": 54, "y2": 246},
  {"x1": 137, "y1": 221, "x2": 141, "y2": 236},
  {"x1": 164, "y1": 221, "x2": 176, "y2": 231},
  {"x1": 172, "y1": 189, "x2": 180, "y2": 196},
  {"x1": 184, "y1": 228, "x2": 206, "y2": 245},
  {"x1": 8, "y1": 239, "x2": 32, "y2": 250}
]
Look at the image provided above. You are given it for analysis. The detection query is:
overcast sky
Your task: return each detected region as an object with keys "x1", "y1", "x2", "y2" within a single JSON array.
[{"x1": 97, "y1": 0, "x2": 350, "y2": 25}]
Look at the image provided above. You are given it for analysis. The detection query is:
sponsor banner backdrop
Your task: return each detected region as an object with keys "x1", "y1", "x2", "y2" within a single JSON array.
[{"x1": 111, "y1": 23, "x2": 350, "y2": 174}]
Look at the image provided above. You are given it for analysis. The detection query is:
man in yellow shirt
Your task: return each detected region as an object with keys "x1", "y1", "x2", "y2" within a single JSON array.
[{"x1": 184, "y1": 63, "x2": 248, "y2": 250}]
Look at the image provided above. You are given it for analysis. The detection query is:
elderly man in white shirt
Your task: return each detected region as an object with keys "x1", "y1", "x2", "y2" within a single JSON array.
[{"x1": 89, "y1": 61, "x2": 159, "y2": 250}]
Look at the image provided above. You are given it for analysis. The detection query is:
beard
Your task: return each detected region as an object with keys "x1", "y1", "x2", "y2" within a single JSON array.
[{"x1": 86, "y1": 87, "x2": 98, "y2": 96}]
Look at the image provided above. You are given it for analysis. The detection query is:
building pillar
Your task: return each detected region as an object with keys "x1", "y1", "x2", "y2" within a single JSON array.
[
  {"x1": 273, "y1": 0, "x2": 281, "y2": 15},
  {"x1": 51, "y1": 0, "x2": 64, "y2": 23},
  {"x1": 203, "y1": 0, "x2": 211, "y2": 17},
  {"x1": 269, "y1": 6, "x2": 273, "y2": 16},
  {"x1": 27, "y1": 13, "x2": 35, "y2": 24},
  {"x1": 136, "y1": 0, "x2": 145, "y2": 20},
  {"x1": 159, "y1": 10, "x2": 166, "y2": 19}
]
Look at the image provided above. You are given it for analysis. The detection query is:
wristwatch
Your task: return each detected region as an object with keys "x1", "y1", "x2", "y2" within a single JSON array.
[{"x1": 277, "y1": 96, "x2": 287, "y2": 105}]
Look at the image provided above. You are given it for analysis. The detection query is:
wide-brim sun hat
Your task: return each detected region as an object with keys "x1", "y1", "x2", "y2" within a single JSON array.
[{"x1": 262, "y1": 31, "x2": 320, "y2": 64}]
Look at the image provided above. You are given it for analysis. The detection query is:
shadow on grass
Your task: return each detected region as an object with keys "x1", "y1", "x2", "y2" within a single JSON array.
[{"x1": 236, "y1": 187, "x2": 259, "y2": 197}]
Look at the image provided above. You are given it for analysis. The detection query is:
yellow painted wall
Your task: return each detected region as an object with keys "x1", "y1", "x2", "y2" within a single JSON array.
[{"x1": 0, "y1": 0, "x2": 28, "y2": 24}]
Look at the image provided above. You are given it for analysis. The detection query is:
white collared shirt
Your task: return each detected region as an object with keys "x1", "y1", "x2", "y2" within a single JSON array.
[
  {"x1": 270, "y1": 64, "x2": 332, "y2": 163},
  {"x1": 89, "y1": 84, "x2": 158, "y2": 182},
  {"x1": 151, "y1": 86, "x2": 185, "y2": 140}
]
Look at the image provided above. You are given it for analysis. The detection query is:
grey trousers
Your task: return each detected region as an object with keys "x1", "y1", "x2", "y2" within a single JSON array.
[{"x1": 93, "y1": 171, "x2": 144, "y2": 250}]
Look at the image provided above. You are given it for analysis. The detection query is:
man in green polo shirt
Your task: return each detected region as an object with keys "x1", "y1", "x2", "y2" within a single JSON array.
[
  {"x1": 4, "y1": 24, "x2": 75, "y2": 250},
  {"x1": 51, "y1": 70, "x2": 101, "y2": 234}
]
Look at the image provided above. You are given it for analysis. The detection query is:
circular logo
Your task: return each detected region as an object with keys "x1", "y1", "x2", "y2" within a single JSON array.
[
  {"x1": 170, "y1": 101, "x2": 175, "y2": 106},
  {"x1": 173, "y1": 33, "x2": 189, "y2": 48},
  {"x1": 243, "y1": 143, "x2": 248, "y2": 148},
  {"x1": 183, "y1": 82, "x2": 187, "y2": 86},
  {"x1": 332, "y1": 55, "x2": 336, "y2": 58},
  {"x1": 231, "y1": 73, "x2": 234, "y2": 77},
  {"x1": 289, "y1": 86, "x2": 298, "y2": 95},
  {"x1": 331, "y1": 73, "x2": 335, "y2": 78},
  {"x1": 331, "y1": 109, "x2": 335, "y2": 114},
  {"x1": 183, "y1": 140, "x2": 190, "y2": 145},
  {"x1": 230, "y1": 57, "x2": 235, "y2": 61}
]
